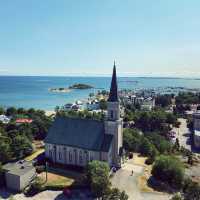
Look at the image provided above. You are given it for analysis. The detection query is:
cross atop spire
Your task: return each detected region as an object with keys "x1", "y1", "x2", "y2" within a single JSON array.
[{"x1": 108, "y1": 62, "x2": 119, "y2": 102}]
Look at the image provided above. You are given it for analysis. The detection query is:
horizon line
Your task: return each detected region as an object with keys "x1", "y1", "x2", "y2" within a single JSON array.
[{"x1": 0, "y1": 74, "x2": 199, "y2": 80}]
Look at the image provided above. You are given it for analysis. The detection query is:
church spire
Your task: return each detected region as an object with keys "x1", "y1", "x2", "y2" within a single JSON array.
[{"x1": 108, "y1": 61, "x2": 119, "y2": 102}]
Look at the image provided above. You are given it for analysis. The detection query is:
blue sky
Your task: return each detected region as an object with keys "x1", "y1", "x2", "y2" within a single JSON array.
[{"x1": 0, "y1": 0, "x2": 200, "y2": 77}]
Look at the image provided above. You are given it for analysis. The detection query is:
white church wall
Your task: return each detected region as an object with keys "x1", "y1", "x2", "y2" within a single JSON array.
[{"x1": 45, "y1": 143, "x2": 101, "y2": 167}]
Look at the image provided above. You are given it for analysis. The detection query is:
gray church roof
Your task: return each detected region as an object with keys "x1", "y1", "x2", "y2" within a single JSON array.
[
  {"x1": 108, "y1": 62, "x2": 119, "y2": 102},
  {"x1": 45, "y1": 117, "x2": 113, "y2": 152}
]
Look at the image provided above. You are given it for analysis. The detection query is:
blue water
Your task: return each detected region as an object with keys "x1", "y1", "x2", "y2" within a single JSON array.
[{"x1": 0, "y1": 76, "x2": 200, "y2": 110}]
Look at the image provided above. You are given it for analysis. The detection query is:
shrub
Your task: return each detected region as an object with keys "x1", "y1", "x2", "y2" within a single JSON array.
[
  {"x1": 152, "y1": 155, "x2": 184, "y2": 189},
  {"x1": 183, "y1": 179, "x2": 200, "y2": 200},
  {"x1": 140, "y1": 138, "x2": 158, "y2": 159},
  {"x1": 0, "y1": 163, "x2": 5, "y2": 187},
  {"x1": 103, "y1": 188, "x2": 128, "y2": 200},
  {"x1": 145, "y1": 157, "x2": 155, "y2": 165},
  {"x1": 170, "y1": 193, "x2": 182, "y2": 200},
  {"x1": 36, "y1": 165, "x2": 45, "y2": 174},
  {"x1": 25, "y1": 177, "x2": 43, "y2": 196},
  {"x1": 128, "y1": 152, "x2": 133, "y2": 159}
]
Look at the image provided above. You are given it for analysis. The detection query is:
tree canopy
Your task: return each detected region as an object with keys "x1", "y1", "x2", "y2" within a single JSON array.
[
  {"x1": 152, "y1": 155, "x2": 184, "y2": 189},
  {"x1": 86, "y1": 160, "x2": 110, "y2": 197},
  {"x1": 0, "y1": 107, "x2": 52, "y2": 163},
  {"x1": 86, "y1": 160, "x2": 128, "y2": 199}
]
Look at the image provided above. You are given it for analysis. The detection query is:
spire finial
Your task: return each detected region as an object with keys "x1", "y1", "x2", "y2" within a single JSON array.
[{"x1": 108, "y1": 62, "x2": 119, "y2": 102}]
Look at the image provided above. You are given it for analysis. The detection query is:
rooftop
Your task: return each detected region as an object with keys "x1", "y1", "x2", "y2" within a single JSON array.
[
  {"x1": 3, "y1": 160, "x2": 35, "y2": 176},
  {"x1": 45, "y1": 117, "x2": 113, "y2": 152},
  {"x1": 193, "y1": 110, "x2": 200, "y2": 118},
  {"x1": 194, "y1": 130, "x2": 200, "y2": 137}
]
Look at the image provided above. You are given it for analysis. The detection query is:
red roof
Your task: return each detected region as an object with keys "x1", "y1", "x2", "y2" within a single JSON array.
[{"x1": 16, "y1": 119, "x2": 33, "y2": 123}]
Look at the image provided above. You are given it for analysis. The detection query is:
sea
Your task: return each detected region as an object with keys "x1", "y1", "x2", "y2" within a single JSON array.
[{"x1": 0, "y1": 76, "x2": 200, "y2": 110}]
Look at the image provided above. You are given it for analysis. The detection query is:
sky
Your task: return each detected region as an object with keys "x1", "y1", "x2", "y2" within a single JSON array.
[{"x1": 0, "y1": 0, "x2": 200, "y2": 77}]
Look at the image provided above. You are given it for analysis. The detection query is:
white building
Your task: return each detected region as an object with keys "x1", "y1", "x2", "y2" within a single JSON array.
[
  {"x1": 193, "y1": 110, "x2": 200, "y2": 148},
  {"x1": 0, "y1": 115, "x2": 10, "y2": 124},
  {"x1": 3, "y1": 160, "x2": 36, "y2": 192},
  {"x1": 44, "y1": 64, "x2": 123, "y2": 167},
  {"x1": 86, "y1": 99, "x2": 100, "y2": 111}
]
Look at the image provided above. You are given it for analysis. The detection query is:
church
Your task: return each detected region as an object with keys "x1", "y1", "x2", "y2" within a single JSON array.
[{"x1": 44, "y1": 64, "x2": 123, "y2": 167}]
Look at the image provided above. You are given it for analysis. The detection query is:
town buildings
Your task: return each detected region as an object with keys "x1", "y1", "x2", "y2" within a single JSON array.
[{"x1": 193, "y1": 110, "x2": 200, "y2": 148}]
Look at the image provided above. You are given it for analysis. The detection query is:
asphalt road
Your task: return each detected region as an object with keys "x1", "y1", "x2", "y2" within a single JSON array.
[
  {"x1": 111, "y1": 159, "x2": 171, "y2": 200},
  {"x1": 173, "y1": 118, "x2": 191, "y2": 151}
]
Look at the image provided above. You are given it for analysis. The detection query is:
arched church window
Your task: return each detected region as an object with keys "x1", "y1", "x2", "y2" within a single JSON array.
[
  {"x1": 58, "y1": 151, "x2": 62, "y2": 160},
  {"x1": 69, "y1": 151, "x2": 72, "y2": 162},
  {"x1": 85, "y1": 150, "x2": 89, "y2": 162},
  {"x1": 49, "y1": 150, "x2": 52, "y2": 159},
  {"x1": 74, "y1": 149, "x2": 77, "y2": 164},
  {"x1": 110, "y1": 110, "x2": 114, "y2": 119},
  {"x1": 79, "y1": 151, "x2": 83, "y2": 164},
  {"x1": 90, "y1": 152, "x2": 94, "y2": 161},
  {"x1": 63, "y1": 147, "x2": 67, "y2": 162}
]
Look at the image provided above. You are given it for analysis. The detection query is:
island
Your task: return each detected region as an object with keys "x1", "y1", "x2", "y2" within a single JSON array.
[
  {"x1": 49, "y1": 84, "x2": 93, "y2": 93},
  {"x1": 69, "y1": 83, "x2": 93, "y2": 89}
]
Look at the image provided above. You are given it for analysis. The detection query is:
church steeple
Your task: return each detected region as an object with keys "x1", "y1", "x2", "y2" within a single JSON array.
[
  {"x1": 105, "y1": 62, "x2": 123, "y2": 168},
  {"x1": 108, "y1": 61, "x2": 119, "y2": 102}
]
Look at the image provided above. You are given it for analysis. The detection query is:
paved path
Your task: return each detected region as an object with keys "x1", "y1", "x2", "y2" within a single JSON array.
[
  {"x1": 173, "y1": 118, "x2": 191, "y2": 150},
  {"x1": 111, "y1": 162, "x2": 143, "y2": 199},
  {"x1": 0, "y1": 189, "x2": 92, "y2": 200},
  {"x1": 111, "y1": 159, "x2": 171, "y2": 200}
]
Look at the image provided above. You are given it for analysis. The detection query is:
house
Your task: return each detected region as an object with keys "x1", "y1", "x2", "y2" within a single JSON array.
[
  {"x1": 2, "y1": 160, "x2": 36, "y2": 192},
  {"x1": 193, "y1": 110, "x2": 200, "y2": 148},
  {"x1": 44, "y1": 64, "x2": 123, "y2": 167},
  {"x1": 86, "y1": 99, "x2": 100, "y2": 111},
  {"x1": 140, "y1": 97, "x2": 155, "y2": 111},
  {"x1": 64, "y1": 103, "x2": 73, "y2": 111},
  {"x1": 0, "y1": 115, "x2": 10, "y2": 124},
  {"x1": 15, "y1": 118, "x2": 33, "y2": 124}
]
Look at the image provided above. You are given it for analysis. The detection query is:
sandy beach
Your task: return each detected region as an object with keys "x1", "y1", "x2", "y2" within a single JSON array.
[{"x1": 45, "y1": 110, "x2": 56, "y2": 116}]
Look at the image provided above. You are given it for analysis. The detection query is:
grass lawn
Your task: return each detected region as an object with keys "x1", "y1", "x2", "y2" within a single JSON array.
[
  {"x1": 133, "y1": 154, "x2": 165, "y2": 194},
  {"x1": 131, "y1": 154, "x2": 156, "y2": 193},
  {"x1": 38, "y1": 167, "x2": 83, "y2": 189},
  {"x1": 25, "y1": 148, "x2": 44, "y2": 161}
]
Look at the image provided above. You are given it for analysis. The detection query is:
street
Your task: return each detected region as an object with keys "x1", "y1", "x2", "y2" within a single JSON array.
[{"x1": 173, "y1": 118, "x2": 191, "y2": 151}]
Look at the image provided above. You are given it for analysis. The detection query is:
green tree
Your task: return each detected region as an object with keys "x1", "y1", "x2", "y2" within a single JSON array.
[
  {"x1": 176, "y1": 92, "x2": 200, "y2": 105},
  {"x1": 12, "y1": 134, "x2": 33, "y2": 158},
  {"x1": 0, "y1": 162, "x2": 5, "y2": 186},
  {"x1": 146, "y1": 133, "x2": 172, "y2": 154},
  {"x1": 54, "y1": 106, "x2": 60, "y2": 113},
  {"x1": 103, "y1": 188, "x2": 128, "y2": 200},
  {"x1": 17, "y1": 108, "x2": 26, "y2": 114},
  {"x1": 184, "y1": 181, "x2": 200, "y2": 200},
  {"x1": 99, "y1": 99, "x2": 107, "y2": 110},
  {"x1": 0, "y1": 136, "x2": 12, "y2": 163},
  {"x1": 0, "y1": 107, "x2": 5, "y2": 115},
  {"x1": 6, "y1": 107, "x2": 17, "y2": 116},
  {"x1": 152, "y1": 155, "x2": 184, "y2": 189},
  {"x1": 170, "y1": 193, "x2": 182, "y2": 200},
  {"x1": 123, "y1": 128, "x2": 142, "y2": 152},
  {"x1": 155, "y1": 94, "x2": 172, "y2": 108},
  {"x1": 140, "y1": 137, "x2": 158, "y2": 158},
  {"x1": 86, "y1": 160, "x2": 110, "y2": 198}
]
